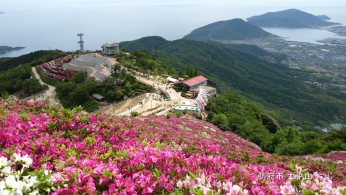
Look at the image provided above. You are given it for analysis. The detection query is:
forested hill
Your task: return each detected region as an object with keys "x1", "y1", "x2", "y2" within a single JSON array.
[
  {"x1": 247, "y1": 9, "x2": 338, "y2": 28},
  {"x1": 0, "y1": 50, "x2": 68, "y2": 72},
  {"x1": 183, "y1": 18, "x2": 273, "y2": 41},
  {"x1": 120, "y1": 36, "x2": 346, "y2": 129}
]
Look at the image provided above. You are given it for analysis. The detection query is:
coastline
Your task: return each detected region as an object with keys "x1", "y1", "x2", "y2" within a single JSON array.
[{"x1": 0, "y1": 46, "x2": 25, "y2": 54}]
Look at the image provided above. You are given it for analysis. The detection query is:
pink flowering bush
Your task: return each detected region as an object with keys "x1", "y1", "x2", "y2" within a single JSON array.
[
  {"x1": 38, "y1": 55, "x2": 74, "y2": 81},
  {"x1": 0, "y1": 99, "x2": 345, "y2": 194},
  {"x1": 280, "y1": 164, "x2": 346, "y2": 195}
]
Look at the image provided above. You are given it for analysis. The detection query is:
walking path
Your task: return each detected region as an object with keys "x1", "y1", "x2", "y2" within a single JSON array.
[
  {"x1": 27, "y1": 67, "x2": 61, "y2": 107},
  {"x1": 101, "y1": 71, "x2": 195, "y2": 116},
  {"x1": 26, "y1": 55, "x2": 194, "y2": 116}
]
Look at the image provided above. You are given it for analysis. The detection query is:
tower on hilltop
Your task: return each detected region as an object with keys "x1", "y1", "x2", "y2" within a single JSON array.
[{"x1": 77, "y1": 33, "x2": 84, "y2": 53}]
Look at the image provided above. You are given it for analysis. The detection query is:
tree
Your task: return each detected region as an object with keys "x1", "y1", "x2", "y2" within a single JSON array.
[
  {"x1": 55, "y1": 82, "x2": 75, "y2": 99},
  {"x1": 124, "y1": 82, "x2": 132, "y2": 95},
  {"x1": 22, "y1": 78, "x2": 42, "y2": 94},
  {"x1": 111, "y1": 64, "x2": 121, "y2": 76},
  {"x1": 211, "y1": 113, "x2": 229, "y2": 130},
  {"x1": 302, "y1": 140, "x2": 322, "y2": 155},
  {"x1": 275, "y1": 140, "x2": 304, "y2": 156},
  {"x1": 70, "y1": 87, "x2": 89, "y2": 105},
  {"x1": 0, "y1": 91, "x2": 9, "y2": 100},
  {"x1": 185, "y1": 65, "x2": 194, "y2": 78},
  {"x1": 102, "y1": 77, "x2": 116, "y2": 89},
  {"x1": 153, "y1": 68, "x2": 158, "y2": 79},
  {"x1": 130, "y1": 112, "x2": 139, "y2": 117},
  {"x1": 70, "y1": 71, "x2": 86, "y2": 83},
  {"x1": 260, "y1": 113, "x2": 281, "y2": 133},
  {"x1": 81, "y1": 79, "x2": 97, "y2": 94},
  {"x1": 115, "y1": 90, "x2": 123, "y2": 99},
  {"x1": 146, "y1": 69, "x2": 152, "y2": 78},
  {"x1": 323, "y1": 127, "x2": 346, "y2": 143}
]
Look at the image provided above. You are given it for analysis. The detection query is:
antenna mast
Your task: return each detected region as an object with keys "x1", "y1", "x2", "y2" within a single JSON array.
[{"x1": 77, "y1": 33, "x2": 84, "y2": 52}]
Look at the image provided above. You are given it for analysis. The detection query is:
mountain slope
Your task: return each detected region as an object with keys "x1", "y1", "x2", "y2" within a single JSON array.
[
  {"x1": 120, "y1": 36, "x2": 346, "y2": 129},
  {"x1": 183, "y1": 18, "x2": 273, "y2": 41},
  {"x1": 247, "y1": 9, "x2": 338, "y2": 28},
  {"x1": 1, "y1": 99, "x2": 345, "y2": 193}
]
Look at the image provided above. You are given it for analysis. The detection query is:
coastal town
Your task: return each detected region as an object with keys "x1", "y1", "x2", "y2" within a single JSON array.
[{"x1": 226, "y1": 36, "x2": 346, "y2": 92}]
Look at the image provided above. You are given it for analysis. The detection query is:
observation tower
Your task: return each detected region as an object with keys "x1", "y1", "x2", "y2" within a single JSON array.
[{"x1": 77, "y1": 33, "x2": 84, "y2": 53}]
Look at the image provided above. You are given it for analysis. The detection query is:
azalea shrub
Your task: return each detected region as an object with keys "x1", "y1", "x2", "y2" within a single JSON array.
[
  {"x1": 38, "y1": 55, "x2": 74, "y2": 82},
  {"x1": 0, "y1": 99, "x2": 345, "y2": 194}
]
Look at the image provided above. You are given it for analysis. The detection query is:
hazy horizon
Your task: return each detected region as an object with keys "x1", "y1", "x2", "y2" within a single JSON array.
[{"x1": 1, "y1": 0, "x2": 346, "y2": 57}]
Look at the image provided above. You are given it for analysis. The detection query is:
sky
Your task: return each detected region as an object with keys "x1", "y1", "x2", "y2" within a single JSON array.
[
  {"x1": 2, "y1": 0, "x2": 346, "y2": 13},
  {"x1": 1, "y1": 0, "x2": 346, "y2": 56}
]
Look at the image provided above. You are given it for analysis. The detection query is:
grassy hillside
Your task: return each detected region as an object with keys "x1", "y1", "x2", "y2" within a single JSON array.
[
  {"x1": 183, "y1": 18, "x2": 273, "y2": 41},
  {"x1": 247, "y1": 9, "x2": 338, "y2": 28},
  {"x1": 207, "y1": 41, "x2": 287, "y2": 63},
  {"x1": 120, "y1": 36, "x2": 346, "y2": 130}
]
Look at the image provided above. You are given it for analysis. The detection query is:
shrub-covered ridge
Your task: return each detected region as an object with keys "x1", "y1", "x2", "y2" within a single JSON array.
[{"x1": 0, "y1": 99, "x2": 345, "y2": 194}]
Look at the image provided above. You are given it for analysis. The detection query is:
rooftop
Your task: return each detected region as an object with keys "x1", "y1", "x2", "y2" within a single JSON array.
[
  {"x1": 102, "y1": 42, "x2": 119, "y2": 48},
  {"x1": 183, "y1": 75, "x2": 208, "y2": 87},
  {"x1": 92, "y1": 94, "x2": 106, "y2": 100}
]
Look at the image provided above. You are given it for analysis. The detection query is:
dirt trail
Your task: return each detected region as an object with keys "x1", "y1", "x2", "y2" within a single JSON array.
[{"x1": 29, "y1": 67, "x2": 59, "y2": 107}]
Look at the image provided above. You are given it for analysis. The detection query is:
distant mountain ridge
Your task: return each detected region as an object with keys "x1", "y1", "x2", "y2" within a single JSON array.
[
  {"x1": 247, "y1": 9, "x2": 338, "y2": 28},
  {"x1": 183, "y1": 18, "x2": 274, "y2": 41}
]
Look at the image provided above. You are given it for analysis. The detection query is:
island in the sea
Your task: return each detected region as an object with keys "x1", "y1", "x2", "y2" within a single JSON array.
[
  {"x1": 247, "y1": 9, "x2": 339, "y2": 28},
  {"x1": 0, "y1": 46, "x2": 25, "y2": 54}
]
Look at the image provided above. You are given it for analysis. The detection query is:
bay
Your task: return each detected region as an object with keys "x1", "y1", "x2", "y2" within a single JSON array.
[
  {"x1": 331, "y1": 121, "x2": 346, "y2": 130},
  {"x1": 263, "y1": 28, "x2": 346, "y2": 44}
]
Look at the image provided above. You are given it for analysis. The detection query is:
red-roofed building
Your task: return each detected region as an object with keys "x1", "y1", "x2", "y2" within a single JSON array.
[{"x1": 182, "y1": 75, "x2": 208, "y2": 90}]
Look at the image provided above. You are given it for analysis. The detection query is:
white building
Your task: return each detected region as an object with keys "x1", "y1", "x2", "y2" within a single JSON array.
[
  {"x1": 166, "y1": 77, "x2": 178, "y2": 83},
  {"x1": 170, "y1": 104, "x2": 200, "y2": 116},
  {"x1": 101, "y1": 43, "x2": 119, "y2": 55}
]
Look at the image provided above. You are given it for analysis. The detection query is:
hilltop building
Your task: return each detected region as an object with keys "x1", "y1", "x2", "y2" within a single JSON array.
[
  {"x1": 181, "y1": 75, "x2": 217, "y2": 99},
  {"x1": 182, "y1": 75, "x2": 208, "y2": 90},
  {"x1": 101, "y1": 43, "x2": 119, "y2": 55}
]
